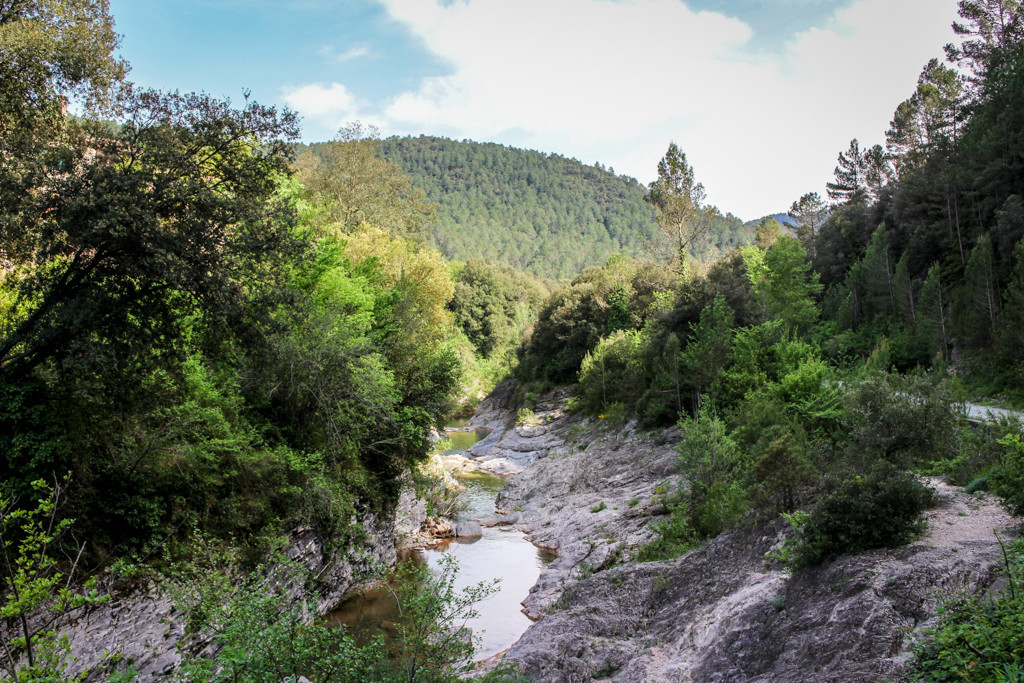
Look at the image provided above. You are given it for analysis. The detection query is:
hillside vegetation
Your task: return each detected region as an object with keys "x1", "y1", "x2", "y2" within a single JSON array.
[{"x1": 301, "y1": 135, "x2": 753, "y2": 280}]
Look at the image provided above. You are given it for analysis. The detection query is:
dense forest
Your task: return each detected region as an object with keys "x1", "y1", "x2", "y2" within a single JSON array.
[{"x1": 301, "y1": 135, "x2": 754, "y2": 280}]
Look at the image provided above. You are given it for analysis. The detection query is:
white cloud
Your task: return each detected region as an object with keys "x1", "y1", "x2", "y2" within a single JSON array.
[
  {"x1": 283, "y1": 0, "x2": 959, "y2": 218},
  {"x1": 280, "y1": 82, "x2": 370, "y2": 132},
  {"x1": 318, "y1": 44, "x2": 371, "y2": 63}
]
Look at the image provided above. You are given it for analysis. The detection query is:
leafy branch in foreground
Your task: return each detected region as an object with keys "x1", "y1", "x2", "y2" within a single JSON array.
[
  {"x1": 913, "y1": 537, "x2": 1024, "y2": 682},
  {"x1": 172, "y1": 569, "x2": 389, "y2": 683},
  {"x1": 385, "y1": 554, "x2": 500, "y2": 683},
  {"x1": 169, "y1": 553, "x2": 500, "y2": 683},
  {"x1": 0, "y1": 478, "x2": 106, "y2": 682}
]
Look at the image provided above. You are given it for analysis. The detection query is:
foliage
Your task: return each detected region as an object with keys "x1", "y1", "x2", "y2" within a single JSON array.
[
  {"x1": 448, "y1": 259, "x2": 548, "y2": 360},
  {"x1": 791, "y1": 462, "x2": 935, "y2": 567},
  {"x1": 519, "y1": 256, "x2": 673, "y2": 383},
  {"x1": 913, "y1": 538, "x2": 1024, "y2": 682},
  {"x1": 384, "y1": 555, "x2": 500, "y2": 683},
  {"x1": 989, "y1": 432, "x2": 1024, "y2": 516},
  {"x1": 758, "y1": 236, "x2": 822, "y2": 335},
  {"x1": 576, "y1": 330, "x2": 644, "y2": 415},
  {"x1": 173, "y1": 572, "x2": 390, "y2": 683},
  {"x1": 0, "y1": 89, "x2": 300, "y2": 388},
  {"x1": 0, "y1": 0, "x2": 127, "y2": 137},
  {"x1": 295, "y1": 124, "x2": 435, "y2": 239},
  {"x1": 1, "y1": 479, "x2": 106, "y2": 682},
  {"x1": 0, "y1": 17, "x2": 464, "y2": 569},
  {"x1": 841, "y1": 370, "x2": 967, "y2": 469},
  {"x1": 675, "y1": 410, "x2": 752, "y2": 539},
  {"x1": 370, "y1": 135, "x2": 751, "y2": 280},
  {"x1": 788, "y1": 192, "x2": 829, "y2": 261},
  {"x1": 171, "y1": 554, "x2": 500, "y2": 683},
  {"x1": 639, "y1": 409, "x2": 753, "y2": 561},
  {"x1": 645, "y1": 142, "x2": 721, "y2": 274}
]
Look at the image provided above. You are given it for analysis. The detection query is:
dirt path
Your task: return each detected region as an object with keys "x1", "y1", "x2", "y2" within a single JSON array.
[{"x1": 920, "y1": 477, "x2": 1018, "y2": 547}]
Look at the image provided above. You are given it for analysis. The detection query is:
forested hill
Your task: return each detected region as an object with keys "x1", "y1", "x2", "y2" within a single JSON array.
[{"x1": 372, "y1": 136, "x2": 753, "y2": 280}]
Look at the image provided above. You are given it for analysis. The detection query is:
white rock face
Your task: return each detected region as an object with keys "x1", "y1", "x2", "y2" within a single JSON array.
[
  {"x1": 465, "y1": 382, "x2": 1019, "y2": 683},
  {"x1": 505, "y1": 483, "x2": 1016, "y2": 682},
  {"x1": 59, "y1": 513, "x2": 397, "y2": 682}
]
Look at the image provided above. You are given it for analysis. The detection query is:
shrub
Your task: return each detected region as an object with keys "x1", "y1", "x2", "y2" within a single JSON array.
[
  {"x1": 676, "y1": 409, "x2": 753, "y2": 538},
  {"x1": 635, "y1": 495, "x2": 697, "y2": 562},
  {"x1": 638, "y1": 409, "x2": 753, "y2": 561},
  {"x1": 576, "y1": 330, "x2": 644, "y2": 415},
  {"x1": 912, "y1": 539, "x2": 1024, "y2": 682},
  {"x1": 843, "y1": 370, "x2": 967, "y2": 469},
  {"x1": 793, "y1": 461, "x2": 935, "y2": 567},
  {"x1": 989, "y1": 432, "x2": 1024, "y2": 516},
  {"x1": 173, "y1": 571, "x2": 390, "y2": 683}
]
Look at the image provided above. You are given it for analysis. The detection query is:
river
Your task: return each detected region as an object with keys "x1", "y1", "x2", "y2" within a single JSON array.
[{"x1": 328, "y1": 422, "x2": 555, "y2": 660}]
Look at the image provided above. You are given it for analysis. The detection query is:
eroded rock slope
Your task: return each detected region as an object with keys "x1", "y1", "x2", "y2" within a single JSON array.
[{"x1": 466, "y1": 383, "x2": 1020, "y2": 682}]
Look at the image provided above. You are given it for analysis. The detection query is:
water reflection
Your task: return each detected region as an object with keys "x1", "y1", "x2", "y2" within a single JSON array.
[{"x1": 328, "y1": 425, "x2": 554, "y2": 659}]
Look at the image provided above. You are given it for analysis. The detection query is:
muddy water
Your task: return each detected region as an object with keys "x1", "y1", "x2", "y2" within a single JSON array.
[{"x1": 328, "y1": 424, "x2": 555, "y2": 660}]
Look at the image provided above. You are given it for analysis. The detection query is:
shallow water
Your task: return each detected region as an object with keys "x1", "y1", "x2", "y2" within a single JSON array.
[{"x1": 328, "y1": 425, "x2": 554, "y2": 660}]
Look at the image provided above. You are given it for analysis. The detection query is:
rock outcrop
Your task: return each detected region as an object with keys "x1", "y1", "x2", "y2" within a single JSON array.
[
  {"x1": 466, "y1": 382, "x2": 1020, "y2": 682},
  {"x1": 504, "y1": 481, "x2": 1016, "y2": 682},
  {"x1": 464, "y1": 382, "x2": 683, "y2": 618},
  {"x1": 58, "y1": 512, "x2": 398, "y2": 681}
]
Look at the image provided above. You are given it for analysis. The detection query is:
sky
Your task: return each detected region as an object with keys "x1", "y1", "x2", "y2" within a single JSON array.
[{"x1": 109, "y1": 0, "x2": 962, "y2": 220}]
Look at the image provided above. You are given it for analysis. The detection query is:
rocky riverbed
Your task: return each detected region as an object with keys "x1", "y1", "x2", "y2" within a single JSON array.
[
  {"x1": 459, "y1": 381, "x2": 1020, "y2": 682},
  {"x1": 33, "y1": 380, "x2": 1023, "y2": 682}
]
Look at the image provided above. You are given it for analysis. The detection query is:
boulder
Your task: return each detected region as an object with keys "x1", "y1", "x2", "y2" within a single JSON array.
[{"x1": 454, "y1": 521, "x2": 483, "y2": 538}]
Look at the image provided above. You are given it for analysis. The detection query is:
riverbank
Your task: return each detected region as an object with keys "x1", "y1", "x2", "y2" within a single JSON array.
[
  {"x1": 332, "y1": 422, "x2": 555, "y2": 662},
  {"x1": 461, "y1": 381, "x2": 1021, "y2": 682}
]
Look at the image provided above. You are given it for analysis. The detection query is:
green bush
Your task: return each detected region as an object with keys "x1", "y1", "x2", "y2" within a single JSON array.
[
  {"x1": 990, "y1": 432, "x2": 1024, "y2": 516},
  {"x1": 676, "y1": 410, "x2": 753, "y2": 537},
  {"x1": 843, "y1": 370, "x2": 966, "y2": 469},
  {"x1": 635, "y1": 495, "x2": 697, "y2": 562},
  {"x1": 638, "y1": 409, "x2": 753, "y2": 561},
  {"x1": 173, "y1": 572, "x2": 390, "y2": 683},
  {"x1": 793, "y1": 461, "x2": 935, "y2": 566},
  {"x1": 912, "y1": 539, "x2": 1024, "y2": 682},
  {"x1": 576, "y1": 330, "x2": 644, "y2": 415}
]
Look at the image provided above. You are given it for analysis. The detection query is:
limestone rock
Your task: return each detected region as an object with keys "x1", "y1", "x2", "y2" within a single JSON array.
[
  {"x1": 454, "y1": 521, "x2": 483, "y2": 537},
  {"x1": 503, "y1": 485, "x2": 1017, "y2": 682},
  {"x1": 420, "y1": 517, "x2": 454, "y2": 539}
]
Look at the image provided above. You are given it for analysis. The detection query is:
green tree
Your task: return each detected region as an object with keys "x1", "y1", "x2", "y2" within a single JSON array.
[
  {"x1": 918, "y1": 263, "x2": 950, "y2": 362},
  {"x1": 958, "y1": 233, "x2": 1000, "y2": 349},
  {"x1": 847, "y1": 225, "x2": 897, "y2": 322},
  {"x1": 755, "y1": 217, "x2": 782, "y2": 250},
  {"x1": 893, "y1": 252, "x2": 917, "y2": 324},
  {"x1": 788, "y1": 192, "x2": 828, "y2": 261},
  {"x1": 645, "y1": 142, "x2": 720, "y2": 274},
  {"x1": 0, "y1": 0, "x2": 127, "y2": 137},
  {"x1": 826, "y1": 139, "x2": 870, "y2": 205},
  {"x1": 385, "y1": 555, "x2": 499, "y2": 683},
  {"x1": 680, "y1": 294, "x2": 734, "y2": 410},
  {"x1": 863, "y1": 143, "x2": 894, "y2": 200},
  {"x1": 577, "y1": 329, "x2": 644, "y2": 414},
  {"x1": 946, "y1": 0, "x2": 1024, "y2": 78},
  {"x1": 0, "y1": 90, "x2": 300, "y2": 387},
  {"x1": 296, "y1": 124, "x2": 435, "y2": 239},
  {"x1": 885, "y1": 59, "x2": 963, "y2": 176},
  {"x1": 174, "y1": 569, "x2": 389, "y2": 683},
  {"x1": 447, "y1": 259, "x2": 548, "y2": 359},
  {"x1": 761, "y1": 236, "x2": 822, "y2": 334}
]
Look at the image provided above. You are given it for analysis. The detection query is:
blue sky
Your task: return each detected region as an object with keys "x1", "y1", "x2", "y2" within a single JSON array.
[{"x1": 109, "y1": 0, "x2": 960, "y2": 219}]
